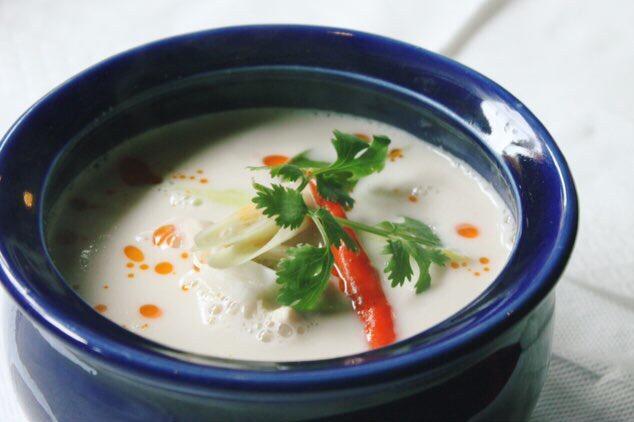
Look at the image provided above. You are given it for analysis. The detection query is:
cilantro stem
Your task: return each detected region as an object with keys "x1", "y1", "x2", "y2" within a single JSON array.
[
  {"x1": 297, "y1": 177, "x2": 309, "y2": 192},
  {"x1": 309, "y1": 210, "x2": 331, "y2": 245},
  {"x1": 333, "y1": 217, "x2": 439, "y2": 247}
]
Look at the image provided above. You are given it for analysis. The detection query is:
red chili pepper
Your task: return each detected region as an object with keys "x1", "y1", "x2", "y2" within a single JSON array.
[{"x1": 309, "y1": 181, "x2": 396, "y2": 348}]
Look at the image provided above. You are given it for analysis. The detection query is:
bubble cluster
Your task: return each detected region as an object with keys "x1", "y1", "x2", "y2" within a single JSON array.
[
  {"x1": 180, "y1": 269, "x2": 308, "y2": 344},
  {"x1": 168, "y1": 190, "x2": 202, "y2": 207}
]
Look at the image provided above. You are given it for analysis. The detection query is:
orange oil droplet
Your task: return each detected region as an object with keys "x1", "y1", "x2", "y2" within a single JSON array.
[
  {"x1": 450, "y1": 262, "x2": 460, "y2": 269},
  {"x1": 189, "y1": 175, "x2": 196, "y2": 180},
  {"x1": 474, "y1": 272, "x2": 481, "y2": 276},
  {"x1": 479, "y1": 257, "x2": 490, "y2": 264},
  {"x1": 193, "y1": 265, "x2": 200, "y2": 272},
  {"x1": 140, "y1": 264, "x2": 149, "y2": 270},
  {"x1": 155, "y1": 262, "x2": 174, "y2": 275},
  {"x1": 388, "y1": 148, "x2": 404, "y2": 162},
  {"x1": 103, "y1": 284, "x2": 109, "y2": 289},
  {"x1": 408, "y1": 194, "x2": 419, "y2": 203},
  {"x1": 126, "y1": 262, "x2": 134, "y2": 268},
  {"x1": 461, "y1": 262, "x2": 468, "y2": 267},
  {"x1": 181, "y1": 285, "x2": 190, "y2": 292},
  {"x1": 354, "y1": 133, "x2": 370, "y2": 142},
  {"x1": 178, "y1": 174, "x2": 186, "y2": 180},
  {"x1": 181, "y1": 252, "x2": 189, "y2": 259},
  {"x1": 124, "y1": 245, "x2": 144, "y2": 262},
  {"x1": 139, "y1": 304, "x2": 162, "y2": 318},
  {"x1": 456, "y1": 224, "x2": 479, "y2": 239},
  {"x1": 263, "y1": 155, "x2": 289, "y2": 167},
  {"x1": 23, "y1": 191, "x2": 34, "y2": 209},
  {"x1": 152, "y1": 225, "x2": 181, "y2": 248},
  {"x1": 199, "y1": 178, "x2": 208, "y2": 184},
  {"x1": 94, "y1": 304, "x2": 107, "y2": 313}
]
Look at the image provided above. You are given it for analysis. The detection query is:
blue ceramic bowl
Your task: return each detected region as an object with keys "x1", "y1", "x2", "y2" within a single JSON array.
[{"x1": 0, "y1": 25, "x2": 577, "y2": 421}]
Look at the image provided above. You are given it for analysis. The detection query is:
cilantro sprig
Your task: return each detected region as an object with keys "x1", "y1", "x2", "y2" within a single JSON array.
[
  {"x1": 251, "y1": 131, "x2": 451, "y2": 310},
  {"x1": 276, "y1": 245, "x2": 333, "y2": 310},
  {"x1": 270, "y1": 131, "x2": 390, "y2": 208},
  {"x1": 252, "y1": 183, "x2": 307, "y2": 229}
]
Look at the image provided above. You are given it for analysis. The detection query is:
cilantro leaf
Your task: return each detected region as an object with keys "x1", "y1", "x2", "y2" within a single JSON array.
[
  {"x1": 288, "y1": 151, "x2": 330, "y2": 169},
  {"x1": 331, "y1": 131, "x2": 371, "y2": 165},
  {"x1": 304, "y1": 132, "x2": 391, "y2": 209},
  {"x1": 260, "y1": 132, "x2": 391, "y2": 211},
  {"x1": 376, "y1": 217, "x2": 441, "y2": 247},
  {"x1": 252, "y1": 183, "x2": 307, "y2": 229},
  {"x1": 427, "y1": 247, "x2": 450, "y2": 266},
  {"x1": 397, "y1": 217, "x2": 441, "y2": 246},
  {"x1": 409, "y1": 245, "x2": 450, "y2": 294},
  {"x1": 327, "y1": 131, "x2": 391, "y2": 181},
  {"x1": 276, "y1": 245, "x2": 334, "y2": 310},
  {"x1": 270, "y1": 164, "x2": 305, "y2": 182},
  {"x1": 379, "y1": 218, "x2": 449, "y2": 293},
  {"x1": 289, "y1": 133, "x2": 390, "y2": 180},
  {"x1": 348, "y1": 134, "x2": 391, "y2": 179},
  {"x1": 407, "y1": 243, "x2": 433, "y2": 293},
  {"x1": 311, "y1": 208, "x2": 357, "y2": 250},
  {"x1": 383, "y1": 239, "x2": 413, "y2": 287},
  {"x1": 383, "y1": 239, "x2": 437, "y2": 294},
  {"x1": 315, "y1": 173, "x2": 355, "y2": 208},
  {"x1": 413, "y1": 257, "x2": 432, "y2": 293}
]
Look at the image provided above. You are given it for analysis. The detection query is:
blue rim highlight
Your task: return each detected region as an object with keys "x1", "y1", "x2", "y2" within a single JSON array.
[{"x1": 0, "y1": 25, "x2": 578, "y2": 392}]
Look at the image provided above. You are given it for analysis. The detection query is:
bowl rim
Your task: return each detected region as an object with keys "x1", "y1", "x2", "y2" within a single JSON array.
[{"x1": 0, "y1": 24, "x2": 578, "y2": 392}]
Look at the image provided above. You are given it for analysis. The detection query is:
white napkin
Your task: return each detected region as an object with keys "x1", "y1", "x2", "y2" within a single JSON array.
[{"x1": 457, "y1": 0, "x2": 634, "y2": 420}]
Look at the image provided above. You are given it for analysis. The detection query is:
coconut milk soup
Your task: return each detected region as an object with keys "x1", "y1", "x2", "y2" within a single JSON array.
[{"x1": 47, "y1": 109, "x2": 515, "y2": 361}]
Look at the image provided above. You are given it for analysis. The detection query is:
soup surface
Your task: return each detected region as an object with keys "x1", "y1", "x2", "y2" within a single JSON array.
[{"x1": 48, "y1": 109, "x2": 515, "y2": 361}]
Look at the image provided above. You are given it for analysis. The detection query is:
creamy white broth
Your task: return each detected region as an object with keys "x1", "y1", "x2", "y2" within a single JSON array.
[{"x1": 47, "y1": 109, "x2": 515, "y2": 361}]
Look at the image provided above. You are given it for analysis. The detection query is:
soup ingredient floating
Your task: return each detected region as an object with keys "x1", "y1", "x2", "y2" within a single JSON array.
[
  {"x1": 308, "y1": 181, "x2": 395, "y2": 348},
  {"x1": 195, "y1": 131, "x2": 454, "y2": 349}
]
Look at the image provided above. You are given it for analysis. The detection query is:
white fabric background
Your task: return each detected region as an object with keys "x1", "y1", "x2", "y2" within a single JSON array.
[{"x1": 1, "y1": 0, "x2": 632, "y2": 420}]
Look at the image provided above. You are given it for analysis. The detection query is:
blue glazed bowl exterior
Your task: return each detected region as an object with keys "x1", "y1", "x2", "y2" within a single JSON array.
[{"x1": 0, "y1": 25, "x2": 577, "y2": 421}]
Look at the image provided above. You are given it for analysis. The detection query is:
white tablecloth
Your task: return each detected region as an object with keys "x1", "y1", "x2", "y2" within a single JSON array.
[{"x1": 1, "y1": 1, "x2": 633, "y2": 420}]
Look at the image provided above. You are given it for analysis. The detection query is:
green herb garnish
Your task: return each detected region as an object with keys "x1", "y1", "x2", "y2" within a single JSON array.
[{"x1": 251, "y1": 131, "x2": 451, "y2": 310}]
